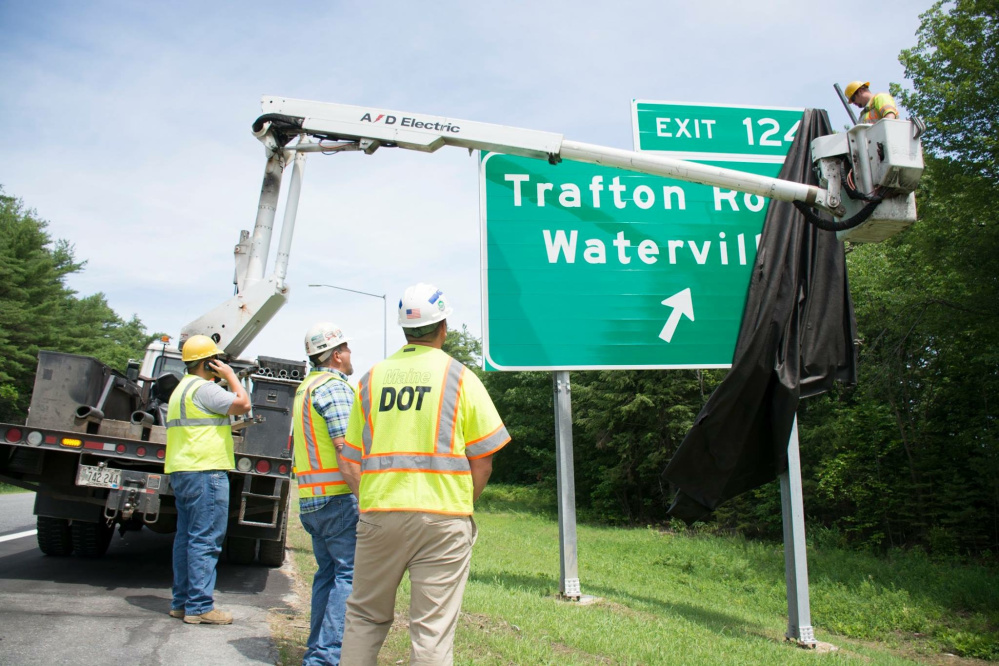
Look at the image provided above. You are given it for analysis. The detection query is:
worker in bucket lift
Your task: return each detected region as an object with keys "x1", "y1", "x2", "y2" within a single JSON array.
[
  {"x1": 339, "y1": 283, "x2": 510, "y2": 665},
  {"x1": 845, "y1": 80, "x2": 898, "y2": 123},
  {"x1": 165, "y1": 334, "x2": 251, "y2": 625},
  {"x1": 293, "y1": 322, "x2": 360, "y2": 666}
]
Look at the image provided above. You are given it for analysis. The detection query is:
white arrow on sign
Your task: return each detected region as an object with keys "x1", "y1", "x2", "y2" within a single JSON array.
[{"x1": 659, "y1": 288, "x2": 695, "y2": 343}]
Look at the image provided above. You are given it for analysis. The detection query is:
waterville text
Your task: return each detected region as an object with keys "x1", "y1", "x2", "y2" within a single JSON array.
[{"x1": 542, "y1": 229, "x2": 761, "y2": 266}]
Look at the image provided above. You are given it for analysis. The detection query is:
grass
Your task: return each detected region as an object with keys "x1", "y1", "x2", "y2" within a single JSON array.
[
  {"x1": 0, "y1": 482, "x2": 29, "y2": 494},
  {"x1": 273, "y1": 485, "x2": 999, "y2": 665}
]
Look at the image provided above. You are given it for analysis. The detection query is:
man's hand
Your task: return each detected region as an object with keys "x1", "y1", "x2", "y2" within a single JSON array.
[
  {"x1": 207, "y1": 359, "x2": 252, "y2": 415},
  {"x1": 335, "y1": 437, "x2": 361, "y2": 497}
]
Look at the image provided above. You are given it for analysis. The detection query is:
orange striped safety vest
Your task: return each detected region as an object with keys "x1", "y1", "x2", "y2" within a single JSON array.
[{"x1": 292, "y1": 370, "x2": 353, "y2": 499}]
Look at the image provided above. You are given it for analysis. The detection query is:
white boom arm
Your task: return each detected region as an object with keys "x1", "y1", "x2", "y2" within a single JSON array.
[
  {"x1": 258, "y1": 97, "x2": 838, "y2": 211},
  {"x1": 181, "y1": 96, "x2": 923, "y2": 357}
]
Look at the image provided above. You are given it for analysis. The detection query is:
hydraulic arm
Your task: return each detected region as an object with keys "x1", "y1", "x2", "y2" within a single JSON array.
[{"x1": 182, "y1": 96, "x2": 924, "y2": 356}]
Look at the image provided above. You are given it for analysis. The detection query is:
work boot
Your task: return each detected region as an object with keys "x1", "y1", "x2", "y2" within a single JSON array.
[
  {"x1": 183, "y1": 608, "x2": 233, "y2": 625},
  {"x1": 168, "y1": 609, "x2": 185, "y2": 619}
]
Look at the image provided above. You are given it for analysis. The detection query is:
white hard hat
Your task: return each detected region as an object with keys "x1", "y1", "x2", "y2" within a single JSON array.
[
  {"x1": 397, "y1": 283, "x2": 453, "y2": 328},
  {"x1": 304, "y1": 322, "x2": 350, "y2": 361}
]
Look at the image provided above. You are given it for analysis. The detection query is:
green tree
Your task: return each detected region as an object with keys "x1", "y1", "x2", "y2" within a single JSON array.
[
  {"x1": 65, "y1": 296, "x2": 155, "y2": 372},
  {"x1": 482, "y1": 370, "x2": 556, "y2": 487},
  {"x1": 442, "y1": 323, "x2": 482, "y2": 370},
  {"x1": 895, "y1": 0, "x2": 999, "y2": 184},
  {"x1": 0, "y1": 188, "x2": 156, "y2": 422},
  {"x1": 0, "y1": 190, "x2": 82, "y2": 420}
]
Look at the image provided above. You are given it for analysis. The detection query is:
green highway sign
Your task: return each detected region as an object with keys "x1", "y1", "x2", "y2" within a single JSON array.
[
  {"x1": 480, "y1": 153, "x2": 783, "y2": 370},
  {"x1": 632, "y1": 100, "x2": 804, "y2": 161}
]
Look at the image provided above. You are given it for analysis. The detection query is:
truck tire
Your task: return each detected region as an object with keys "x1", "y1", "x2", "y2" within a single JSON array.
[
  {"x1": 70, "y1": 520, "x2": 114, "y2": 558},
  {"x1": 258, "y1": 532, "x2": 287, "y2": 567},
  {"x1": 227, "y1": 536, "x2": 257, "y2": 565},
  {"x1": 37, "y1": 517, "x2": 73, "y2": 556},
  {"x1": 258, "y1": 506, "x2": 289, "y2": 567}
]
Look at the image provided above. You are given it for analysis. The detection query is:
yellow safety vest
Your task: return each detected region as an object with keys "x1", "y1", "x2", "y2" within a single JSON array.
[
  {"x1": 860, "y1": 92, "x2": 899, "y2": 123},
  {"x1": 165, "y1": 374, "x2": 235, "y2": 473},
  {"x1": 343, "y1": 345, "x2": 510, "y2": 515},
  {"x1": 292, "y1": 370, "x2": 352, "y2": 498}
]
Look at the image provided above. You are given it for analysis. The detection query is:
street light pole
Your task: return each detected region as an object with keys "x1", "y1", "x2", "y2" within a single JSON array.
[{"x1": 308, "y1": 283, "x2": 388, "y2": 358}]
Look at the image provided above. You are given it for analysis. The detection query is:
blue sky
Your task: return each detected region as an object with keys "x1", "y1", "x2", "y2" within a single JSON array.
[{"x1": 0, "y1": 0, "x2": 930, "y2": 374}]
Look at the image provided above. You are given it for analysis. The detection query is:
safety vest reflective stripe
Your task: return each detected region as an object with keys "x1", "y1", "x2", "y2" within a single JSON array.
[
  {"x1": 341, "y1": 442, "x2": 362, "y2": 464},
  {"x1": 465, "y1": 423, "x2": 511, "y2": 459},
  {"x1": 433, "y1": 359, "x2": 465, "y2": 455},
  {"x1": 299, "y1": 373, "x2": 336, "y2": 470},
  {"x1": 165, "y1": 380, "x2": 228, "y2": 427},
  {"x1": 357, "y1": 372, "x2": 374, "y2": 455},
  {"x1": 165, "y1": 417, "x2": 228, "y2": 427},
  {"x1": 362, "y1": 453, "x2": 471, "y2": 474},
  {"x1": 297, "y1": 470, "x2": 345, "y2": 484}
]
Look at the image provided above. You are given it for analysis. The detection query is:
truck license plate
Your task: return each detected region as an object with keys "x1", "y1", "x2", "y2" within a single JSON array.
[{"x1": 76, "y1": 465, "x2": 122, "y2": 489}]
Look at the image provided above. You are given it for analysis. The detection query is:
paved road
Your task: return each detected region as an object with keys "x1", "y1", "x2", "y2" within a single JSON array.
[{"x1": 0, "y1": 493, "x2": 294, "y2": 665}]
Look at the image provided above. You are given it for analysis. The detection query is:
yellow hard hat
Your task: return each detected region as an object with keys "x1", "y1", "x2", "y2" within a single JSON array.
[
  {"x1": 181, "y1": 334, "x2": 222, "y2": 362},
  {"x1": 844, "y1": 80, "x2": 870, "y2": 100}
]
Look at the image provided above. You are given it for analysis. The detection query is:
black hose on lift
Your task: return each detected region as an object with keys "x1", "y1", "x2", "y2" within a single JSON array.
[
  {"x1": 251, "y1": 113, "x2": 304, "y2": 134},
  {"x1": 796, "y1": 155, "x2": 885, "y2": 232},
  {"x1": 251, "y1": 113, "x2": 306, "y2": 146},
  {"x1": 793, "y1": 197, "x2": 883, "y2": 232}
]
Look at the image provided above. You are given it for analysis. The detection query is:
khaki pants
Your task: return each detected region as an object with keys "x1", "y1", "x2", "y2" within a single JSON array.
[{"x1": 340, "y1": 512, "x2": 477, "y2": 666}]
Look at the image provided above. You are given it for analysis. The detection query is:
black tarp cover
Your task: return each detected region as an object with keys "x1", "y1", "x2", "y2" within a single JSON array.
[{"x1": 663, "y1": 109, "x2": 858, "y2": 523}]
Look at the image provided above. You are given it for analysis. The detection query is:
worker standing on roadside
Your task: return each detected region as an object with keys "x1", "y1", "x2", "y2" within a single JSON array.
[
  {"x1": 293, "y1": 322, "x2": 360, "y2": 666},
  {"x1": 166, "y1": 334, "x2": 251, "y2": 625},
  {"x1": 339, "y1": 283, "x2": 510, "y2": 666},
  {"x1": 845, "y1": 80, "x2": 899, "y2": 123}
]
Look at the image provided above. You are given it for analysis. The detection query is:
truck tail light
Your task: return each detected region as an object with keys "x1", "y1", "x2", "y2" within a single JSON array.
[
  {"x1": 4, "y1": 428, "x2": 22, "y2": 443},
  {"x1": 136, "y1": 446, "x2": 147, "y2": 457},
  {"x1": 255, "y1": 460, "x2": 271, "y2": 474},
  {"x1": 156, "y1": 448, "x2": 165, "y2": 459},
  {"x1": 61, "y1": 438, "x2": 82, "y2": 448},
  {"x1": 116, "y1": 444, "x2": 127, "y2": 454},
  {"x1": 278, "y1": 463, "x2": 289, "y2": 475},
  {"x1": 236, "y1": 457, "x2": 252, "y2": 472}
]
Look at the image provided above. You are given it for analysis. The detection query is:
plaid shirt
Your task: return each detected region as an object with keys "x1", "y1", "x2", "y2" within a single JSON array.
[{"x1": 299, "y1": 367, "x2": 354, "y2": 514}]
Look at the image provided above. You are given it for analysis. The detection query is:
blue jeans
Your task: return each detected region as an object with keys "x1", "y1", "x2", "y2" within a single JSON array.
[
  {"x1": 300, "y1": 493, "x2": 359, "y2": 666},
  {"x1": 170, "y1": 470, "x2": 229, "y2": 615}
]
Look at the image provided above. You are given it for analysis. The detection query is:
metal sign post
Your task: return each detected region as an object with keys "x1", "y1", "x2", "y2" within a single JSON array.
[
  {"x1": 552, "y1": 371, "x2": 581, "y2": 599},
  {"x1": 780, "y1": 415, "x2": 816, "y2": 646}
]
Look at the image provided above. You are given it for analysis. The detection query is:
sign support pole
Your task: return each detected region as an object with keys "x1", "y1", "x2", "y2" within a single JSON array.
[
  {"x1": 553, "y1": 371, "x2": 581, "y2": 600},
  {"x1": 780, "y1": 414, "x2": 816, "y2": 646}
]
